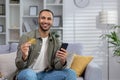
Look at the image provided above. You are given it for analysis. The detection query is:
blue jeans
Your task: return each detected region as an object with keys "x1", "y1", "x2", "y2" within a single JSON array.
[{"x1": 17, "y1": 68, "x2": 76, "y2": 80}]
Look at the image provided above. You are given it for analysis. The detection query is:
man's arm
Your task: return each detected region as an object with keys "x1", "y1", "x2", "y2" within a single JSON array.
[
  {"x1": 15, "y1": 35, "x2": 30, "y2": 70},
  {"x1": 54, "y1": 48, "x2": 68, "y2": 69}
]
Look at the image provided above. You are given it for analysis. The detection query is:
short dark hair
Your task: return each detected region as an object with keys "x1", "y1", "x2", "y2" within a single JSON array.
[{"x1": 39, "y1": 9, "x2": 54, "y2": 17}]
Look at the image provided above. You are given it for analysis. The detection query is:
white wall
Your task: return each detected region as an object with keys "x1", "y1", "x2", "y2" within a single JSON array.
[
  {"x1": 108, "y1": 1, "x2": 120, "y2": 80},
  {"x1": 118, "y1": 0, "x2": 120, "y2": 25},
  {"x1": 63, "y1": 0, "x2": 119, "y2": 80}
]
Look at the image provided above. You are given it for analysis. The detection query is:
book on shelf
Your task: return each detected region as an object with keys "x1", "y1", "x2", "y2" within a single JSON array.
[
  {"x1": 0, "y1": 4, "x2": 5, "y2": 15},
  {"x1": 23, "y1": 21, "x2": 32, "y2": 32},
  {"x1": 22, "y1": 25, "x2": 26, "y2": 32}
]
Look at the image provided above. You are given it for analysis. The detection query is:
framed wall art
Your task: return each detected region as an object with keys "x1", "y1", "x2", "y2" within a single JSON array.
[
  {"x1": 29, "y1": 6, "x2": 38, "y2": 16},
  {"x1": 53, "y1": 16, "x2": 62, "y2": 27}
]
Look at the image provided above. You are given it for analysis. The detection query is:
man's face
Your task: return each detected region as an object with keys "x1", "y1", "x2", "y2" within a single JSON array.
[{"x1": 38, "y1": 11, "x2": 53, "y2": 32}]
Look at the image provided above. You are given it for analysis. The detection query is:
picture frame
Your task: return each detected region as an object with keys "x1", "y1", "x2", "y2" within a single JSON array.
[
  {"x1": 0, "y1": 4, "x2": 5, "y2": 15},
  {"x1": 53, "y1": 16, "x2": 62, "y2": 27},
  {"x1": 0, "y1": 25, "x2": 3, "y2": 32},
  {"x1": 29, "y1": 6, "x2": 38, "y2": 16}
]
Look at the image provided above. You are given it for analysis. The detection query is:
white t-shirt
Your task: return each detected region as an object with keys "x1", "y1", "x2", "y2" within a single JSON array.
[{"x1": 32, "y1": 37, "x2": 48, "y2": 72}]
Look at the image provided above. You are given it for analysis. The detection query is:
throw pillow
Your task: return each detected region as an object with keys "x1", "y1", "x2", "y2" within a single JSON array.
[{"x1": 70, "y1": 54, "x2": 93, "y2": 77}]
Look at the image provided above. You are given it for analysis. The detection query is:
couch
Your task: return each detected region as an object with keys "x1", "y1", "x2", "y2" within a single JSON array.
[
  {"x1": 66, "y1": 43, "x2": 102, "y2": 80},
  {"x1": 0, "y1": 43, "x2": 18, "y2": 54},
  {"x1": 0, "y1": 43, "x2": 102, "y2": 80}
]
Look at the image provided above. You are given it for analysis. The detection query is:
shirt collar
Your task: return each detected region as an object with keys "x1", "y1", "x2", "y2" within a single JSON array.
[{"x1": 35, "y1": 29, "x2": 53, "y2": 41}]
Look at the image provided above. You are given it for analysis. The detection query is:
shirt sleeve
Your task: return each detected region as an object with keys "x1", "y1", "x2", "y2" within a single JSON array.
[{"x1": 15, "y1": 35, "x2": 29, "y2": 70}]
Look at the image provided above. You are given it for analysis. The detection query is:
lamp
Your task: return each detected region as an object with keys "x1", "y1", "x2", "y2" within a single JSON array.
[
  {"x1": 98, "y1": 10, "x2": 118, "y2": 80},
  {"x1": 98, "y1": 0, "x2": 118, "y2": 79},
  {"x1": 99, "y1": 10, "x2": 118, "y2": 25}
]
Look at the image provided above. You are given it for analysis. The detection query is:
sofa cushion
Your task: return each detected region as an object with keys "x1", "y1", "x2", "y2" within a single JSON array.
[
  {"x1": 0, "y1": 51, "x2": 17, "y2": 79},
  {"x1": 67, "y1": 43, "x2": 83, "y2": 55},
  {"x1": 70, "y1": 54, "x2": 93, "y2": 77},
  {"x1": 10, "y1": 43, "x2": 18, "y2": 53},
  {"x1": 77, "y1": 77, "x2": 83, "y2": 80},
  {"x1": 0, "y1": 44, "x2": 10, "y2": 54}
]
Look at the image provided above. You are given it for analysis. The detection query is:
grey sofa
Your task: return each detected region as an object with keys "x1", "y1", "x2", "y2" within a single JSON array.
[
  {"x1": 0, "y1": 43, "x2": 102, "y2": 80},
  {"x1": 67, "y1": 43, "x2": 102, "y2": 80}
]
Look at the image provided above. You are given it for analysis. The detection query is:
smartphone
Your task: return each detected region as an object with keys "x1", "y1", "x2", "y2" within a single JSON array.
[{"x1": 59, "y1": 43, "x2": 68, "y2": 50}]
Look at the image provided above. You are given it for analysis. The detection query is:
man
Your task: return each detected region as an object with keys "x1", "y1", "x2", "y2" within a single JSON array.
[{"x1": 15, "y1": 9, "x2": 76, "y2": 80}]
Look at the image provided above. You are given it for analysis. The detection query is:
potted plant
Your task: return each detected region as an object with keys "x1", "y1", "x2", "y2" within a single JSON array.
[{"x1": 102, "y1": 25, "x2": 120, "y2": 56}]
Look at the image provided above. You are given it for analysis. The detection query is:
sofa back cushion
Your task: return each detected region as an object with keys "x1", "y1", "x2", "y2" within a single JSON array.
[
  {"x1": 67, "y1": 43, "x2": 83, "y2": 55},
  {"x1": 66, "y1": 43, "x2": 83, "y2": 68},
  {"x1": 0, "y1": 45, "x2": 10, "y2": 54},
  {"x1": 0, "y1": 43, "x2": 18, "y2": 54},
  {"x1": 9, "y1": 43, "x2": 18, "y2": 53}
]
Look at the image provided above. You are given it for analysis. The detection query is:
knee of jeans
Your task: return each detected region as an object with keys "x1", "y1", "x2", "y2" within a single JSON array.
[
  {"x1": 65, "y1": 69, "x2": 76, "y2": 76},
  {"x1": 18, "y1": 69, "x2": 36, "y2": 78},
  {"x1": 70, "y1": 69, "x2": 76, "y2": 74}
]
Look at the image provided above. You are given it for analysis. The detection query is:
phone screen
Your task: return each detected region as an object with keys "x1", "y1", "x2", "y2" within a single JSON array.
[{"x1": 60, "y1": 43, "x2": 68, "y2": 50}]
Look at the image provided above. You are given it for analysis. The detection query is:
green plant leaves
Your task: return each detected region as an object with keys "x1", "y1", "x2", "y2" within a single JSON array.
[{"x1": 102, "y1": 25, "x2": 120, "y2": 56}]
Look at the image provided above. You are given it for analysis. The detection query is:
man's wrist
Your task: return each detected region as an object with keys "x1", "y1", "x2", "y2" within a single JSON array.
[
  {"x1": 22, "y1": 55, "x2": 28, "y2": 61},
  {"x1": 61, "y1": 60, "x2": 67, "y2": 66}
]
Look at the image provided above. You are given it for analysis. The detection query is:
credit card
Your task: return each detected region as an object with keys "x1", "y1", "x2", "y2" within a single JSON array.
[{"x1": 27, "y1": 38, "x2": 36, "y2": 44}]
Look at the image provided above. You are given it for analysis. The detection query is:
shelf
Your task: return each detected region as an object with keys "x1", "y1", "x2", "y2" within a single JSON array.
[
  {"x1": 8, "y1": 40, "x2": 19, "y2": 43},
  {"x1": 0, "y1": 0, "x2": 6, "y2": 45},
  {"x1": 0, "y1": 16, "x2": 6, "y2": 18},
  {"x1": 0, "y1": 0, "x2": 63, "y2": 45},
  {"x1": 23, "y1": 16, "x2": 38, "y2": 18},
  {"x1": 9, "y1": 4, "x2": 20, "y2": 6},
  {"x1": 0, "y1": 32, "x2": 6, "y2": 35},
  {"x1": 46, "y1": 0, "x2": 63, "y2": 41},
  {"x1": 8, "y1": 27, "x2": 20, "y2": 30},
  {"x1": 46, "y1": 4, "x2": 63, "y2": 6}
]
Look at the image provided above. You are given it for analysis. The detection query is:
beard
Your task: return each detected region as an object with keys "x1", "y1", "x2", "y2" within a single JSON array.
[{"x1": 39, "y1": 23, "x2": 51, "y2": 32}]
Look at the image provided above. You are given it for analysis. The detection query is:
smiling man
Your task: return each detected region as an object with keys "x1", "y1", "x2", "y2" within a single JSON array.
[{"x1": 15, "y1": 9, "x2": 76, "y2": 80}]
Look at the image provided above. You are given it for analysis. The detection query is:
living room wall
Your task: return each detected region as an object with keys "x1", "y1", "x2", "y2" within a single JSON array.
[
  {"x1": 63, "y1": 0, "x2": 119, "y2": 80},
  {"x1": 108, "y1": 1, "x2": 120, "y2": 80}
]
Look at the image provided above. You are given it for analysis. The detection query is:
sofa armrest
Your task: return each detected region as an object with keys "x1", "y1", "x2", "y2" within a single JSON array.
[
  {"x1": 0, "y1": 52, "x2": 17, "y2": 79},
  {"x1": 84, "y1": 62, "x2": 102, "y2": 80}
]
